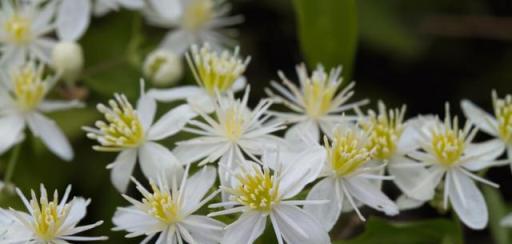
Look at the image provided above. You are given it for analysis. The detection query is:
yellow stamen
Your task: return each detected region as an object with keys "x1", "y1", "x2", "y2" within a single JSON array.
[
  {"x1": 493, "y1": 91, "x2": 512, "y2": 143},
  {"x1": 302, "y1": 66, "x2": 341, "y2": 119},
  {"x1": 4, "y1": 14, "x2": 31, "y2": 44},
  {"x1": 220, "y1": 106, "x2": 245, "y2": 141},
  {"x1": 327, "y1": 127, "x2": 373, "y2": 176},
  {"x1": 142, "y1": 182, "x2": 180, "y2": 224},
  {"x1": 181, "y1": 0, "x2": 214, "y2": 31},
  {"x1": 430, "y1": 113, "x2": 466, "y2": 167},
  {"x1": 31, "y1": 190, "x2": 70, "y2": 241},
  {"x1": 12, "y1": 64, "x2": 46, "y2": 111},
  {"x1": 231, "y1": 167, "x2": 279, "y2": 212}
]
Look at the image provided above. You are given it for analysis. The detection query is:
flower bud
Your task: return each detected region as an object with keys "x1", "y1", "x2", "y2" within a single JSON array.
[
  {"x1": 52, "y1": 41, "x2": 84, "y2": 83},
  {"x1": 143, "y1": 49, "x2": 183, "y2": 86}
]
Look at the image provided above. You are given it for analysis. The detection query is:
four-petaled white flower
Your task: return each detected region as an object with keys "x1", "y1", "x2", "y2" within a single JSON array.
[
  {"x1": 304, "y1": 124, "x2": 399, "y2": 231},
  {"x1": 145, "y1": 0, "x2": 243, "y2": 54},
  {"x1": 266, "y1": 63, "x2": 369, "y2": 142},
  {"x1": 113, "y1": 165, "x2": 224, "y2": 243},
  {"x1": 0, "y1": 61, "x2": 83, "y2": 161},
  {"x1": 462, "y1": 91, "x2": 512, "y2": 172},
  {"x1": 83, "y1": 82, "x2": 196, "y2": 192},
  {"x1": 148, "y1": 43, "x2": 250, "y2": 113},
  {"x1": 0, "y1": 0, "x2": 58, "y2": 65},
  {"x1": 406, "y1": 104, "x2": 501, "y2": 229},
  {"x1": 208, "y1": 151, "x2": 330, "y2": 244},
  {"x1": 1, "y1": 184, "x2": 107, "y2": 243}
]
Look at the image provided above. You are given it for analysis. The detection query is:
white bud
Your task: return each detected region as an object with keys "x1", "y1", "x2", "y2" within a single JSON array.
[
  {"x1": 143, "y1": 49, "x2": 183, "y2": 86},
  {"x1": 52, "y1": 41, "x2": 84, "y2": 83}
]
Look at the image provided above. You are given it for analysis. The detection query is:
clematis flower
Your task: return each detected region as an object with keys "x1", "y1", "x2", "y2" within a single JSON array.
[
  {"x1": 113, "y1": 165, "x2": 224, "y2": 243},
  {"x1": 266, "y1": 63, "x2": 369, "y2": 142},
  {"x1": 208, "y1": 151, "x2": 330, "y2": 244},
  {"x1": 461, "y1": 91, "x2": 512, "y2": 171},
  {"x1": 83, "y1": 82, "x2": 196, "y2": 192},
  {"x1": 0, "y1": 0, "x2": 58, "y2": 65},
  {"x1": 406, "y1": 104, "x2": 502, "y2": 229},
  {"x1": 304, "y1": 124, "x2": 399, "y2": 231},
  {"x1": 1, "y1": 184, "x2": 107, "y2": 243},
  {"x1": 145, "y1": 0, "x2": 242, "y2": 54},
  {"x1": 148, "y1": 43, "x2": 249, "y2": 113},
  {"x1": 0, "y1": 61, "x2": 82, "y2": 160}
]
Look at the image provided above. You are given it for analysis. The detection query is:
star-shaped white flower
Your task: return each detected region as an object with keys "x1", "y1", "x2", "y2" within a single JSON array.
[
  {"x1": 0, "y1": 1, "x2": 58, "y2": 65},
  {"x1": 209, "y1": 151, "x2": 330, "y2": 244},
  {"x1": 304, "y1": 124, "x2": 399, "y2": 231},
  {"x1": 266, "y1": 63, "x2": 369, "y2": 142},
  {"x1": 113, "y1": 165, "x2": 224, "y2": 243},
  {"x1": 0, "y1": 61, "x2": 82, "y2": 161},
  {"x1": 83, "y1": 82, "x2": 196, "y2": 192},
  {"x1": 406, "y1": 104, "x2": 502, "y2": 229},
  {"x1": 144, "y1": 0, "x2": 242, "y2": 54},
  {"x1": 148, "y1": 43, "x2": 249, "y2": 113},
  {"x1": 1, "y1": 184, "x2": 107, "y2": 243},
  {"x1": 461, "y1": 91, "x2": 512, "y2": 172}
]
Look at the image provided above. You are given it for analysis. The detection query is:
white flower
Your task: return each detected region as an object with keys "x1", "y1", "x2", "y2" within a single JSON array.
[
  {"x1": 113, "y1": 165, "x2": 224, "y2": 243},
  {"x1": 172, "y1": 88, "x2": 284, "y2": 196},
  {"x1": 304, "y1": 124, "x2": 399, "y2": 231},
  {"x1": 2, "y1": 184, "x2": 107, "y2": 243},
  {"x1": 145, "y1": 0, "x2": 242, "y2": 54},
  {"x1": 143, "y1": 48, "x2": 183, "y2": 86},
  {"x1": 266, "y1": 64, "x2": 369, "y2": 142},
  {"x1": 406, "y1": 104, "x2": 501, "y2": 229},
  {"x1": 501, "y1": 213, "x2": 512, "y2": 227},
  {"x1": 94, "y1": 0, "x2": 145, "y2": 16},
  {"x1": 83, "y1": 82, "x2": 196, "y2": 192},
  {"x1": 0, "y1": 0, "x2": 58, "y2": 65},
  {"x1": 0, "y1": 61, "x2": 82, "y2": 161},
  {"x1": 148, "y1": 43, "x2": 249, "y2": 113},
  {"x1": 461, "y1": 91, "x2": 512, "y2": 171},
  {"x1": 52, "y1": 41, "x2": 84, "y2": 83},
  {"x1": 208, "y1": 152, "x2": 330, "y2": 244}
]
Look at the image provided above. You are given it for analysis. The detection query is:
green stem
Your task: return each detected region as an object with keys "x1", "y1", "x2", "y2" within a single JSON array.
[
  {"x1": 451, "y1": 212, "x2": 465, "y2": 244},
  {"x1": 4, "y1": 143, "x2": 21, "y2": 186}
]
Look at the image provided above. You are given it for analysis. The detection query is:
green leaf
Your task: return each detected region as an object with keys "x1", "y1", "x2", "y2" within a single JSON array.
[
  {"x1": 334, "y1": 217, "x2": 463, "y2": 244},
  {"x1": 293, "y1": 0, "x2": 358, "y2": 79},
  {"x1": 483, "y1": 185, "x2": 510, "y2": 244}
]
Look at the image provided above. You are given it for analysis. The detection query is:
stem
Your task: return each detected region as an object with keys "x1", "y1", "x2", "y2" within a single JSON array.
[{"x1": 4, "y1": 143, "x2": 21, "y2": 186}]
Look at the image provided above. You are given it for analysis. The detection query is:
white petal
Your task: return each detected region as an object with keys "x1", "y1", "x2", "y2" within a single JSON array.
[
  {"x1": 405, "y1": 165, "x2": 445, "y2": 201},
  {"x1": 147, "y1": 104, "x2": 196, "y2": 141},
  {"x1": 181, "y1": 166, "x2": 217, "y2": 213},
  {"x1": 137, "y1": 94, "x2": 157, "y2": 130},
  {"x1": 112, "y1": 206, "x2": 160, "y2": 234},
  {"x1": 172, "y1": 142, "x2": 225, "y2": 165},
  {"x1": 56, "y1": 0, "x2": 91, "y2": 41},
  {"x1": 27, "y1": 113, "x2": 73, "y2": 161},
  {"x1": 147, "y1": 86, "x2": 203, "y2": 102},
  {"x1": 119, "y1": 0, "x2": 145, "y2": 9},
  {"x1": 186, "y1": 94, "x2": 215, "y2": 114},
  {"x1": 500, "y1": 213, "x2": 512, "y2": 227},
  {"x1": 0, "y1": 115, "x2": 25, "y2": 155},
  {"x1": 222, "y1": 211, "x2": 266, "y2": 244},
  {"x1": 59, "y1": 197, "x2": 88, "y2": 233},
  {"x1": 272, "y1": 205, "x2": 330, "y2": 244},
  {"x1": 138, "y1": 142, "x2": 183, "y2": 181},
  {"x1": 160, "y1": 30, "x2": 194, "y2": 54},
  {"x1": 149, "y1": 0, "x2": 181, "y2": 20},
  {"x1": 388, "y1": 155, "x2": 433, "y2": 198},
  {"x1": 231, "y1": 77, "x2": 247, "y2": 92},
  {"x1": 38, "y1": 100, "x2": 84, "y2": 113},
  {"x1": 461, "y1": 99, "x2": 499, "y2": 136},
  {"x1": 395, "y1": 194, "x2": 425, "y2": 211},
  {"x1": 343, "y1": 176, "x2": 399, "y2": 216},
  {"x1": 463, "y1": 139, "x2": 506, "y2": 171},
  {"x1": 285, "y1": 120, "x2": 319, "y2": 143},
  {"x1": 181, "y1": 215, "x2": 225, "y2": 243},
  {"x1": 448, "y1": 169, "x2": 488, "y2": 230},
  {"x1": 110, "y1": 149, "x2": 137, "y2": 193},
  {"x1": 304, "y1": 177, "x2": 341, "y2": 231},
  {"x1": 396, "y1": 122, "x2": 421, "y2": 154}
]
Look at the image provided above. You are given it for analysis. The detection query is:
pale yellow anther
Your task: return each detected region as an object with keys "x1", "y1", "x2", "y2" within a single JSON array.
[
  {"x1": 181, "y1": 0, "x2": 214, "y2": 31},
  {"x1": 493, "y1": 91, "x2": 512, "y2": 144},
  {"x1": 221, "y1": 106, "x2": 245, "y2": 141},
  {"x1": 232, "y1": 168, "x2": 279, "y2": 212},
  {"x1": 327, "y1": 127, "x2": 373, "y2": 177},
  {"x1": 302, "y1": 67, "x2": 341, "y2": 119},
  {"x1": 429, "y1": 109, "x2": 468, "y2": 167},
  {"x1": 31, "y1": 191, "x2": 69, "y2": 241},
  {"x1": 5, "y1": 14, "x2": 31, "y2": 44},
  {"x1": 12, "y1": 64, "x2": 46, "y2": 112},
  {"x1": 142, "y1": 182, "x2": 180, "y2": 224}
]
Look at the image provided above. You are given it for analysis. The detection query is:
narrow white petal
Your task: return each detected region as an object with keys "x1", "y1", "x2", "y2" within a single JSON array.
[
  {"x1": 138, "y1": 142, "x2": 184, "y2": 181},
  {"x1": 0, "y1": 115, "x2": 25, "y2": 155},
  {"x1": 461, "y1": 99, "x2": 499, "y2": 136},
  {"x1": 56, "y1": 0, "x2": 91, "y2": 41},
  {"x1": 222, "y1": 211, "x2": 266, "y2": 244},
  {"x1": 148, "y1": 104, "x2": 196, "y2": 141},
  {"x1": 137, "y1": 94, "x2": 157, "y2": 131},
  {"x1": 272, "y1": 205, "x2": 330, "y2": 244},
  {"x1": 147, "y1": 86, "x2": 203, "y2": 102},
  {"x1": 181, "y1": 166, "x2": 217, "y2": 213},
  {"x1": 344, "y1": 176, "x2": 399, "y2": 216},
  {"x1": 110, "y1": 149, "x2": 138, "y2": 193},
  {"x1": 303, "y1": 177, "x2": 341, "y2": 231},
  {"x1": 27, "y1": 113, "x2": 73, "y2": 161}
]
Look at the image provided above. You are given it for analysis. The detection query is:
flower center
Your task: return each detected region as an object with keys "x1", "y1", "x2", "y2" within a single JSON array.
[
  {"x1": 220, "y1": 106, "x2": 245, "y2": 141},
  {"x1": 188, "y1": 44, "x2": 249, "y2": 95},
  {"x1": 181, "y1": 0, "x2": 214, "y2": 31},
  {"x1": 31, "y1": 194, "x2": 69, "y2": 240},
  {"x1": 90, "y1": 94, "x2": 145, "y2": 151},
  {"x1": 5, "y1": 15, "x2": 31, "y2": 44},
  {"x1": 362, "y1": 105, "x2": 405, "y2": 160},
  {"x1": 302, "y1": 68, "x2": 341, "y2": 119},
  {"x1": 12, "y1": 65, "x2": 46, "y2": 112},
  {"x1": 494, "y1": 93, "x2": 512, "y2": 143},
  {"x1": 431, "y1": 128, "x2": 465, "y2": 166},
  {"x1": 233, "y1": 168, "x2": 279, "y2": 212},
  {"x1": 143, "y1": 183, "x2": 180, "y2": 224},
  {"x1": 327, "y1": 129, "x2": 373, "y2": 177}
]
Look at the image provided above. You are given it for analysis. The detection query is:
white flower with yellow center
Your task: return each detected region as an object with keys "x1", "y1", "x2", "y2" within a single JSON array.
[
  {"x1": 208, "y1": 151, "x2": 330, "y2": 244},
  {"x1": 0, "y1": 1, "x2": 59, "y2": 65},
  {"x1": 148, "y1": 43, "x2": 249, "y2": 113},
  {"x1": 1, "y1": 184, "x2": 107, "y2": 243},
  {"x1": 145, "y1": 0, "x2": 242, "y2": 54},
  {"x1": 266, "y1": 64, "x2": 369, "y2": 142},
  {"x1": 0, "y1": 61, "x2": 82, "y2": 161},
  {"x1": 113, "y1": 165, "x2": 225, "y2": 243},
  {"x1": 304, "y1": 125, "x2": 399, "y2": 231},
  {"x1": 461, "y1": 91, "x2": 512, "y2": 172},
  {"x1": 83, "y1": 82, "x2": 196, "y2": 192},
  {"x1": 406, "y1": 104, "x2": 502, "y2": 229}
]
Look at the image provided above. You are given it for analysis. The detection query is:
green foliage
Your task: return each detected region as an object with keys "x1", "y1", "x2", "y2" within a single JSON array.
[
  {"x1": 483, "y1": 186, "x2": 511, "y2": 244},
  {"x1": 292, "y1": 0, "x2": 358, "y2": 79}
]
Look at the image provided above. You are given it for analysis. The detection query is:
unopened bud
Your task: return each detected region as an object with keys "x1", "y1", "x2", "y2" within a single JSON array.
[
  {"x1": 143, "y1": 49, "x2": 183, "y2": 86},
  {"x1": 52, "y1": 41, "x2": 84, "y2": 83}
]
